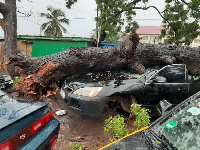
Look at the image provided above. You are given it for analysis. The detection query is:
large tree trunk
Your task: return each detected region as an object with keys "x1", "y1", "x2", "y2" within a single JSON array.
[
  {"x1": 98, "y1": 31, "x2": 107, "y2": 46},
  {"x1": 10, "y1": 34, "x2": 200, "y2": 98},
  {"x1": 0, "y1": 0, "x2": 17, "y2": 72}
]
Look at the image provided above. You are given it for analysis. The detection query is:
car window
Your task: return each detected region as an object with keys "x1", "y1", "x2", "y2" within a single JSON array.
[
  {"x1": 151, "y1": 98, "x2": 200, "y2": 149},
  {"x1": 0, "y1": 90, "x2": 10, "y2": 105},
  {"x1": 150, "y1": 65, "x2": 186, "y2": 83}
]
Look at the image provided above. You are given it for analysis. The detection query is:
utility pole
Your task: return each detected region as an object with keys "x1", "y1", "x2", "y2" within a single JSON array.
[{"x1": 96, "y1": 6, "x2": 99, "y2": 47}]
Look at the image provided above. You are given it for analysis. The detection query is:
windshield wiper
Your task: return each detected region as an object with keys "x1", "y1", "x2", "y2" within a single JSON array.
[{"x1": 143, "y1": 130, "x2": 173, "y2": 150}]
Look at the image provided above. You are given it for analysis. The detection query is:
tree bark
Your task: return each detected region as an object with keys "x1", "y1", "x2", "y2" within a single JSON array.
[
  {"x1": 4, "y1": 0, "x2": 17, "y2": 56},
  {"x1": 0, "y1": 0, "x2": 17, "y2": 72},
  {"x1": 98, "y1": 31, "x2": 107, "y2": 46}
]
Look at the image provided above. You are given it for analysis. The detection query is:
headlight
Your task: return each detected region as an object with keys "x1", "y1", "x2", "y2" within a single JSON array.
[
  {"x1": 4, "y1": 76, "x2": 12, "y2": 81},
  {"x1": 73, "y1": 87, "x2": 103, "y2": 97}
]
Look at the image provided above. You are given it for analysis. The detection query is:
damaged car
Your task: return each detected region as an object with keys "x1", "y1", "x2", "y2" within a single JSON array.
[
  {"x1": 100, "y1": 91, "x2": 200, "y2": 150},
  {"x1": 0, "y1": 90, "x2": 60, "y2": 150},
  {"x1": 0, "y1": 72, "x2": 13, "y2": 90},
  {"x1": 61, "y1": 64, "x2": 200, "y2": 118}
]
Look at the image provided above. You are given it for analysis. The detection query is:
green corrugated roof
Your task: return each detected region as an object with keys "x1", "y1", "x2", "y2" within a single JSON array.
[{"x1": 17, "y1": 35, "x2": 93, "y2": 42}]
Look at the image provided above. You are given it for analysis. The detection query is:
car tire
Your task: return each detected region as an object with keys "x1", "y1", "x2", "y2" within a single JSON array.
[{"x1": 120, "y1": 96, "x2": 137, "y2": 113}]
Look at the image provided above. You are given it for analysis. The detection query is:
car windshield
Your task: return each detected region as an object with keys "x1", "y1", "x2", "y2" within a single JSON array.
[
  {"x1": 151, "y1": 98, "x2": 200, "y2": 150},
  {"x1": 0, "y1": 90, "x2": 10, "y2": 105},
  {"x1": 145, "y1": 70, "x2": 157, "y2": 80}
]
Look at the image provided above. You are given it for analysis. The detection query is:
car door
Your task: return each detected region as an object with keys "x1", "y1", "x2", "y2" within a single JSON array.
[{"x1": 146, "y1": 64, "x2": 189, "y2": 105}]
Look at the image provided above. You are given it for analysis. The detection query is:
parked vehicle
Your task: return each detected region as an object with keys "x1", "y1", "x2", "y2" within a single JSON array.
[
  {"x1": 60, "y1": 64, "x2": 200, "y2": 118},
  {"x1": 0, "y1": 72, "x2": 13, "y2": 89},
  {"x1": 100, "y1": 91, "x2": 200, "y2": 150},
  {"x1": 0, "y1": 90, "x2": 60, "y2": 150}
]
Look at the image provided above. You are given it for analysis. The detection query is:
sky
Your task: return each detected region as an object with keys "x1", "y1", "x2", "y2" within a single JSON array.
[{"x1": 0, "y1": 0, "x2": 165, "y2": 38}]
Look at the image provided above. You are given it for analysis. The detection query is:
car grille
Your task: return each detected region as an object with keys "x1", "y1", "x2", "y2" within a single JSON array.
[{"x1": 69, "y1": 98, "x2": 82, "y2": 111}]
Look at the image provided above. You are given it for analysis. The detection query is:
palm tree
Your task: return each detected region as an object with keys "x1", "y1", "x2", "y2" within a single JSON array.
[{"x1": 40, "y1": 6, "x2": 69, "y2": 37}]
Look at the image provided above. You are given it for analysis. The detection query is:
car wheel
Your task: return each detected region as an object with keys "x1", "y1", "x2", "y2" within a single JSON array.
[{"x1": 120, "y1": 96, "x2": 137, "y2": 113}]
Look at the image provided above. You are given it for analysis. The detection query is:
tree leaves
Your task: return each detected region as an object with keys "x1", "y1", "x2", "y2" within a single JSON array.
[
  {"x1": 161, "y1": 0, "x2": 200, "y2": 45},
  {"x1": 104, "y1": 115, "x2": 128, "y2": 142},
  {"x1": 40, "y1": 6, "x2": 69, "y2": 37}
]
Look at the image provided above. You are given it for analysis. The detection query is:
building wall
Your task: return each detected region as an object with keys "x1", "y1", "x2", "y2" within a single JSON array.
[
  {"x1": 138, "y1": 33, "x2": 200, "y2": 47},
  {"x1": 17, "y1": 41, "x2": 32, "y2": 57},
  {"x1": 138, "y1": 34, "x2": 164, "y2": 44},
  {"x1": 190, "y1": 35, "x2": 200, "y2": 47}
]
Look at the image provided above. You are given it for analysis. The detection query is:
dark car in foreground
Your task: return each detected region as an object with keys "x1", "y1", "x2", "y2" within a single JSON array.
[
  {"x1": 61, "y1": 64, "x2": 200, "y2": 118},
  {"x1": 0, "y1": 90, "x2": 60, "y2": 150},
  {"x1": 100, "y1": 91, "x2": 200, "y2": 150}
]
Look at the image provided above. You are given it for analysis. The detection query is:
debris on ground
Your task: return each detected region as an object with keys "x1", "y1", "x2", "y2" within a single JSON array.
[{"x1": 55, "y1": 110, "x2": 67, "y2": 116}]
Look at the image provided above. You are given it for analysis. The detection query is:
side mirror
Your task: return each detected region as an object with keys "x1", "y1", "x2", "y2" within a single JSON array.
[
  {"x1": 154, "y1": 76, "x2": 167, "y2": 83},
  {"x1": 158, "y1": 100, "x2": 173, "y2": 115}
]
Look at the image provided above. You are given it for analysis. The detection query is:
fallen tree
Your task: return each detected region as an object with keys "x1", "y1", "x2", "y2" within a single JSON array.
[
  {"x1": 9, "y1": 34, "x2": 200, "y2": 98},
  {"x1": 1, "y1": 0, "x2": 200, "y2": 99}
]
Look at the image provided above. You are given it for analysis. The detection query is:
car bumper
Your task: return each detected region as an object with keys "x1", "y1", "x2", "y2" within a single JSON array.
[
  {"x1": 0, "y1": 80, "x2": 13, "y2": 89},
  {"x1": 67, "y1": 93, "x2": 108, "y2": 118},
  {"x1": 18, "y1": 118, "x2": 60, "y2": 150}
]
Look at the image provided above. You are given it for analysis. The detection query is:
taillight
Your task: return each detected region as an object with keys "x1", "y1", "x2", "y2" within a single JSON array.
[
  {"x1": 50, "y1": 134, "x2": 57, "y2": 149},
  {"x1": 31, "y1": 110, "x2": 53, "y2": 135},
  {"x1": 31, "y1": 117, "x2": 45, "y2": 135},
  {"x1": 0, "y1": 141, "x2": 12, "y2": 150},
  {"x1": 45, "y1": 110, "x2": 53, "y2": 123}
]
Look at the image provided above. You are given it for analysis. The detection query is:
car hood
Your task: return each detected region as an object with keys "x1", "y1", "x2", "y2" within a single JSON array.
[
  {"x1": 0, "y1": 99, "x2": 46, "y2": 130},
  {"x1": 103, "y1": 132, "x2": 149, "y2": 150},
  {"x1": 66, "y1": 77, "x2": 144, "y2": 97}
]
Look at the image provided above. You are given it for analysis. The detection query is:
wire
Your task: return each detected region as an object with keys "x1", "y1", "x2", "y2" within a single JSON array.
[
  {"x1": 17, "y1": 10, "x2": 40, "y2": 21},
  {"x1": 19, "y1": 16, "x2": 41, "y2": 25},
  {"x1": 49, "y1": 0, "x2": 95, "y2": 16},
  {"x1": 133, "y1": 19, "x2": 162, "y2": 20}
]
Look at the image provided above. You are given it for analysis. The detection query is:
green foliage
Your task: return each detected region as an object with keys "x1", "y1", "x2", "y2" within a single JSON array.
[
  {"x1": 95, "y1": 0, "x2": 142, "y2": 39},
  {"x1": 104, "y1": 114, "x2": 128, "y2": 141},
  {"x1": 66, "y1": 0, "x2": 199, "y2": 45},
  {"x1": 13, "y1": 76, "x2": 20, "y2": 85},
  {"x1": 130, "y1": 103, "x2": 150, "y2": 130},
  {"x1": 66, "y1": 0, "x2": 77, "y2": 8},
  {"x1": 70, "y1": 142, "x2": 85, "y2": 150},
  {"x1": 40, "y1": 6, "x2": 69, "y2": 37},
  {"x1": 66, "y1": 0, "x2": 146, "y2": 40},
  {"x1": 160, "y1": 0, "x2": 200, "y2": 45}
]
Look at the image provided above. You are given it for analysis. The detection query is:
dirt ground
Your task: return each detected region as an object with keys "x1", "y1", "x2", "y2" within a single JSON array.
[{"x1": 45, "y1": 97, "x2": 121, "y2": 150}]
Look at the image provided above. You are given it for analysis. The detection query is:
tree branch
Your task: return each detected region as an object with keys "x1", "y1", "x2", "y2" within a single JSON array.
[
  {"x1": 180, "y1": 0, "x2": 189, "y2": 5},
  {"x1": 117, "y1": 0, "x2": 143, "y2": 15},
  {"x1": 0, "y1": 2, "x2": 9, "y2": 17},
  {"x1": 133, "y1": 6, "x2": 177, "y2": 34}
]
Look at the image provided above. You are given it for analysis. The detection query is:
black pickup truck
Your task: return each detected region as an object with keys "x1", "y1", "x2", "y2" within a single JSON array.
[{"x1": 60, "y1": 64, "x2": 200, "y2": 118}]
